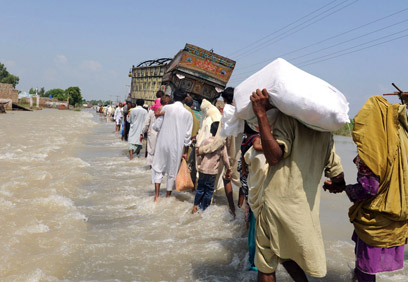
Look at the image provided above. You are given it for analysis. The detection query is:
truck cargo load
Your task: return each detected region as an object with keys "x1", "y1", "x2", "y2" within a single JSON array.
[{"x1": 162, "y1": 44, "x2": 236, "y2": 102}]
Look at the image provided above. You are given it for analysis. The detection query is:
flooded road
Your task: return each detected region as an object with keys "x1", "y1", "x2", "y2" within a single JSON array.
[{"x1": 0, "y1": 109, "x2": 406, "y2": 281}]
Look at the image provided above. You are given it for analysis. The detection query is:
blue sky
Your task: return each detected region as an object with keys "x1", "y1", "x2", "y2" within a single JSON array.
[{"x1": 1, "y1": 0, "x2": 407, "y2": 116}]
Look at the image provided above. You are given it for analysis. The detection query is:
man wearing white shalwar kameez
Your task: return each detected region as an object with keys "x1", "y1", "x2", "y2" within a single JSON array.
[
  {"x1": 114, "y1": 105, "x2": 123, "y2": 132},
  {"x1": 152, "y1": 90, "x2": 193, "y2": 202},
  {"x1": 128, "y1": 99, "x2": 147, "y2": 160},
  {"x1": 141, "y1": 109, "x2": 158, "y2": 166}
]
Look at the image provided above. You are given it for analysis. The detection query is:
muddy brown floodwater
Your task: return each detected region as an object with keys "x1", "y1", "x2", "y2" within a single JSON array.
[{"x1": 0, "y1": 109, "x2": 406, "y2": 281}]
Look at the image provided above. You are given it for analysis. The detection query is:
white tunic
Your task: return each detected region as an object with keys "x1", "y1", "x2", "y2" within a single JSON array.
[
  {"x1": 128, "y1": 106, "x2": 147, "y2": 145},
  {"x1": 114, "y1": 107, "x2": 123, "y2": 124},
  {"x1": 142, "y1": 110, "x2": 158, "y2": 165},
  {"x1": 152, "y1": 101, "x2": 193, "y2": 179}
]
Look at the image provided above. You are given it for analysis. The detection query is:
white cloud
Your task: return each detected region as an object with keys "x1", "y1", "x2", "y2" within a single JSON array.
[
  {"x1": 54, "y1": 55, "x2": 68, "y2": 65},
  {"x1": 80, "y1": 60, "x2": 103, "y2": 72}
]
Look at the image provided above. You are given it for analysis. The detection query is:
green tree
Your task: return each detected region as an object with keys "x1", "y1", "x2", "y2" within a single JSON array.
[
  {"x1": 87, "y1": 99, "x2": 105, "y2": 105},
  {"x1": 333, "y1": 119, "x2": 354, "y2": 136},
  {"x1": 45, "y1": 88, "x2": 66, "y2": 101},
  {"x1": 65, "y1": 86, "x2": 82, "y2": 106},
  {"x1": 0, "y1": 63, "x2": 19, "y2": 88},
  {"x1": 29, "y1": 87, "x2": 46, "y2": 96},
  {"x1": 39, "y1": 87, "x2": 45, "y2": 97}
]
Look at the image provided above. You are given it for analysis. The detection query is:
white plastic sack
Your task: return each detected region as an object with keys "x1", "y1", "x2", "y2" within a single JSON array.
[
  {"x1": 233, "y1": 58, "x2": 349, "y2": 132},
  {"x1": 219, "y1": 104, "x2": 244, "y2": 137}
]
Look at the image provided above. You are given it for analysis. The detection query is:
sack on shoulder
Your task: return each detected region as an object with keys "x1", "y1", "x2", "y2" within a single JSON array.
[{"x1": 176, "y1": 159, "x2": 194, "y2": 192}]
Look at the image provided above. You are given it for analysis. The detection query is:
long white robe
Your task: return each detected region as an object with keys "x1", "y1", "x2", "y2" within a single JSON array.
[
  {"x1": 152, "y1": 102, "x2": 193, "y2": 185},
  {"x1": 128, "y1": 106, "x2": 147, "y2": 145},
  {"x1": 114, "y1": 107, "x2": 123, "y2": 124},
  {"x1": 142, "y1": 110, "x2": 158, "y2": 165}
]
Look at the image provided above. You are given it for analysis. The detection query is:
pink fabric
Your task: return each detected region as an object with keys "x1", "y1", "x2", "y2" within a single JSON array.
[{"x1": 150, "y1": 98, "x2": 161, "y2": 112}]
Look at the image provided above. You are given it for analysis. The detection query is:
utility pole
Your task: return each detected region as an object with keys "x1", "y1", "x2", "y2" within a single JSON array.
[{"x1": 383, "y1": 83, "x2": 408, "y2": 105}]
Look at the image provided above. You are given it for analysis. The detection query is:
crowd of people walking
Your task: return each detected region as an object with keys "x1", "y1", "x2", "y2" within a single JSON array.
[{"x1": 100, "y1": 88, "x2": 408, "y2": 282}]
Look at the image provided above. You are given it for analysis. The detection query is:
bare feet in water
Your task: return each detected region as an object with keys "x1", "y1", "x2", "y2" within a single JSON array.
[{"x1": 191, "y1": 205, "x2": 198, "y2": 214}]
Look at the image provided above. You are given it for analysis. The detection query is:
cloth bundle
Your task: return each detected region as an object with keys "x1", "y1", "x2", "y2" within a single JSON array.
[
  {"x1": 196, "y1": 99, "x2": 222, "y2": 146},
  {"x1": 231, "y1": 58, "x2": 349, "y2": 133}
]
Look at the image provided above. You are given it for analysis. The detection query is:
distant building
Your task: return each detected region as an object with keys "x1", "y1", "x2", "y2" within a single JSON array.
[
  {"x1": 0, "y1": 83, "x2": 18, "y2": 110},
  {"x1": 129, "y1": 58, "x2": 171, "y2": 104}
]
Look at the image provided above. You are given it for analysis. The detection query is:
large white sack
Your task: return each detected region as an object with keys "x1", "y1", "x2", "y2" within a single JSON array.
[
  {"x1": 233, "y1": 58, "x2": 349, "y2": 132},
  {"x1": 219, "y1": 104, "x2": 244, "y2": 137}
]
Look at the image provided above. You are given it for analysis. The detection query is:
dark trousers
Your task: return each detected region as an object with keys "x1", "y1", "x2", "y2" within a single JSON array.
[
  {"x1": 248, "y1": 210, "x2": 257, "y2": 271},
  {"x1": 194, "y1": 172, "x2": 216, "y2": 210},
  {"x1": 124, "y1": 120, "x2": 130, "y2": 141},
  {"x1": 188, "y1": 143, "x2": 197, "y2": 185}
]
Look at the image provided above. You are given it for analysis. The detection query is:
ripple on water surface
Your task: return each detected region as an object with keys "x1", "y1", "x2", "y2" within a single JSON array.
[{"x1": 0, "y1": 110, "x2": 407, "y2": 281}]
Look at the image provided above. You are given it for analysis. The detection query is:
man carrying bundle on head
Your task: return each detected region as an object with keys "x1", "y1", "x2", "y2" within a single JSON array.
[{"x1": 250, "y1": 88, "x2": 345, "y2": 282}]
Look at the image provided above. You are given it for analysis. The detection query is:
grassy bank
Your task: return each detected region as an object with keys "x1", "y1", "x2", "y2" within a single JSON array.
[{"x1": 333, "y1": 119, "x2": 354, "y2": 136}]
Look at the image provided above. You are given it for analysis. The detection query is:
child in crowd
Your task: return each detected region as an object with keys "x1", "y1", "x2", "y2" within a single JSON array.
[
  {"x1": 238, "y1": 122, "x2": 262, "y2": 271},
  {"x1": 192, "y1": 121, "x2": 231, "y2": 213}
]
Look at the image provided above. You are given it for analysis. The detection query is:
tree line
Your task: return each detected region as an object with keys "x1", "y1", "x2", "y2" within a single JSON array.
[
  {"x1": 29, "y1": 87, "x2": 83, "y2": 106},
  {"x1": 333, "y1": 119, "x2": 354, "y2": 136},
  {"x1": 0, "y1": 63, "x2": 19, "y2": 87},
  {"x1": 86, "y1": 99, "x2": 113, "y2": 106},
  {"x1": 1, "y1": 61, "x2": 83, "y2": 106}
]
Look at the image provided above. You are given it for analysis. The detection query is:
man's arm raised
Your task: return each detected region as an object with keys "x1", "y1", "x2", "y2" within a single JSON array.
[{"x1": 250, "y1": 89, "x2": 283, "y2": 165}]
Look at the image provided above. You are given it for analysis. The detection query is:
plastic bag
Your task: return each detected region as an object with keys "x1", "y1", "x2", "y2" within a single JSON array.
[
  {"x1": 176, "y1": 159, "x2": 194, "y2": 192},
  {"x1": 233, "y1": 58, "x2": 349, "y2": 132}
]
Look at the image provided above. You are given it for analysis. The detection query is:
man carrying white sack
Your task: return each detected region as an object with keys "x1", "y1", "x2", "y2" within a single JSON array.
[{"x1": 250, "y1": 89, "x2": 345, "y2": 282}]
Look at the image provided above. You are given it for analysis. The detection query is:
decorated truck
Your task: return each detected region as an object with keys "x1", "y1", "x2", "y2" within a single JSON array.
[{"x1": 161, "y1": 43, "x2": 236, "y2": 102}]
